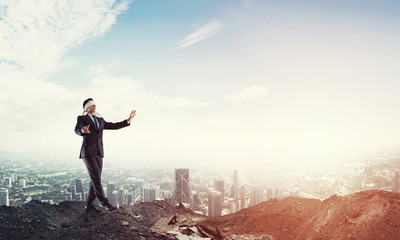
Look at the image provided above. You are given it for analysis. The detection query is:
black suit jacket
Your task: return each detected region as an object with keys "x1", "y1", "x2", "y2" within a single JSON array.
[{"x1": 74, "y1": 114, "x2": 130, "y2": 159}]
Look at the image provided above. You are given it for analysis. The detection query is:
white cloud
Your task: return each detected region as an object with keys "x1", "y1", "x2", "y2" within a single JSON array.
[
  {"x1": 84, "y1": 63, "x2": 210, "y2": 114},
  {"x1": 0, "y1": 60, "x2": 211, "y2": 158},
  {"x1": 0, "y1": 1, "x2": 216, "y2": 162},
  {"x1": 222, "y1": 85, "x2": 269, "y2": 103},
  {"x1": 0, "y1": 0, "x2": 133, "y2": 155},
  {"x1": 0, "y1": 0, "x2": 131, "y2": 78},
  {"x1": 177, "y1": 19, "x2": 223, "y2": 49}
]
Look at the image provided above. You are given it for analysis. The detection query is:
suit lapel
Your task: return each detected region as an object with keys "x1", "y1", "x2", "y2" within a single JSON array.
[
  {"x1": 84, "y1": 114, "x2": 99, "y2": 132},
  {"x1": 97, "y1": 117, "x2": 103, "y2": 130}
]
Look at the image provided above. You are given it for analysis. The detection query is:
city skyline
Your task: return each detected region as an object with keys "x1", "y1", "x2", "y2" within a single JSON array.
[
  {"x1": 1, "y1": 156, "x2": 399, "y2": 217},
  {"x1": 1, "y1": 1, "x2": 400, "y2": 168}
]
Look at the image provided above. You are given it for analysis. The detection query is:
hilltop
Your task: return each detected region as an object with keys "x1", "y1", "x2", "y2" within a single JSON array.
[{"x1": 1, "y1": 190, "x2": 400, "y2": 239}]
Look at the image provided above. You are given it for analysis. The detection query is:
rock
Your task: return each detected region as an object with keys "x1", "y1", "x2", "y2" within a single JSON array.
[
  {"x1": 129, "y1": 226, "x2": 138, "y2": 231},
  {"x1": 122, "y1": 221, "x2": 129, "y2": 226}
]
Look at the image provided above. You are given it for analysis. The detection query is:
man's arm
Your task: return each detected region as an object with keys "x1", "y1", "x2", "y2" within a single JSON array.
[
  {"x1": 103, "y1": 119, "x2": 130, "y2": 130},
  {"x1": 74, "y1": 116, "x2": 90, "y2": 136},
  {"x1": 103, "y1": 110, "x2": 136, "y2": 130}
]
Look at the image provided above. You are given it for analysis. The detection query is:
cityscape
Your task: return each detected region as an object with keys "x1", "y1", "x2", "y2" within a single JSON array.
[{"x1": 1, "y1": 154, "x2": 400, "y2": 217}]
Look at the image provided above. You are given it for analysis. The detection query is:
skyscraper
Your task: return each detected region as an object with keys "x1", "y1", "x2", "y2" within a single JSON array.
[
  {"x1": 0, "y1": 188, "x2": 9, "y2": 206},
  {"x1": 76, "y1": 178, "x2": 84, "y2": 200},
  {"x1": 118, "y1": 188, "x2": 126, "y2": 206},
  {"x1": 249, "y1": 188, "x2": 263, "y2": 207},
  {"x1": 10, "y1": 173, "x2": 17, "y2": 183},
  {"x1": 67, "y1": 187, "x2": 76, "y2": 200},
  {"x1": 107, "y1": 182, "x2": 116, "y2": 200},
  {"x1": 4, "y1": 177, "x2": 11, "y2": 188},
  {"x1": 214, "y1": 180, "x2": 224, "y2": 201},
  {"x1": 208, "y1": 191, "x2": 222, "y2": 217},
  {"x1": 111, "y1": 190, "x2": 119, "y2": 208},
  {"x1": 127, "y1": 193, "x2": 133, "y2": 205},
  {"x1": 233, "y1": 169, "x2": 239, "y2": 201},
  {"x1": 240, "y1": 185, "x2": 245, "y2": 209},
  {"x1": 143, "y1": 185, "x2": 160, "y2": 202},
  {"x1": 175, "y1": 168, "x2": 190, "y2": 204}
]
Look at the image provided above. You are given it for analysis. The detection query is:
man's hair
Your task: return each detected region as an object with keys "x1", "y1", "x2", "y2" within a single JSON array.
[{"x1": 83, "y1": 98, "x2": 94, "y2": 109}]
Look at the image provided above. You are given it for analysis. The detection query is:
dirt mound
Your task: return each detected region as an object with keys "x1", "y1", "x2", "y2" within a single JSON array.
[
  {"x1": 200, "y1": 190, "x2": 400, "y2": 240},
  {"x1": 0, "y1": 200, "x2": 185, "y2": 240},
  {"x1": 296, "y1": 190, "x2": 400, "y2": 240},
  {"x1": 1, "y1": 190, "x2": 400, "y2": 240},
  {"x1": 200, "y1": 197, "x2": 321, "y2": 239}
]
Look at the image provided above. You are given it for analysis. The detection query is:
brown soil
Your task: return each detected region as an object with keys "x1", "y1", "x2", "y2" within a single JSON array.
[
  {"x1": 200, "y1": 190, "x2": 400, "y2": 240},
  {"x1": 1, "y1": 190, "x2": 400, "y2": 240}
]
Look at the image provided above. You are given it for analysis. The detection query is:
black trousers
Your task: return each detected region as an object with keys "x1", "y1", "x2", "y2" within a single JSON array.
[{"x1": 83, "y1": 154, "x2": 109, "y2": 205}]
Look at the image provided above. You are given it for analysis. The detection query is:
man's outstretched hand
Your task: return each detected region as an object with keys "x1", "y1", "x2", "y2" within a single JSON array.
[
  {"x1": 81, "y1": 124, "x2": 90, "y2": 134},
  {"x1": 128, "y1": 110, "x2": 136, "y2": 123}
]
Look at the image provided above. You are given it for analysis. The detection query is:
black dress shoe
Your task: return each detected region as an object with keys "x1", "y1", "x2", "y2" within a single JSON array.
[
  {"x1": 102, "y1": 203, "x2": 117, "y2": 211},
  {"x1": 85, "y1": 204, "x2": 102, "y2": 213}
]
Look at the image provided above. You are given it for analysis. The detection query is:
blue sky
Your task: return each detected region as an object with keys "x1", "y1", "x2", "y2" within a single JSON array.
[{"x1": 1, "y1": 0, "x2": 400, "y2": 168}]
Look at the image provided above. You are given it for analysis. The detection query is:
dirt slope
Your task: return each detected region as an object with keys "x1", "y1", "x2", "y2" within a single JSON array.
[
  {"x1": 200, "y1": 190, "x2": 400, "y2": 240},
  {"x1": 1, "y1": 190, "x2": 400, "y2": 240}
]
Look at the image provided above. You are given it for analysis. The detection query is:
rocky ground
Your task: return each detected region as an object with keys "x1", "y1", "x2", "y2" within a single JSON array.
[
  {"x1": 200, "y1": 190, "x2": 400, "y2": 240},
  {"x1": 1, "y1": 190, "x2": 400, "y2": 239}
]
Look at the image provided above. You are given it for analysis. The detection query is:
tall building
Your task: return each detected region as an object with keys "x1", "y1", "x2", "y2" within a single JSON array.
[
  {"x1": 175, "y1": 168, "x2": 190, "y2": 204},
  {"x1": 67, "y1": 187, "x2": 76, "y2": 200},
  {"x1": 192, "y1": 193, "x2": 202, "y2": 211},
  {"x1": 107, "y1": 182, "x2": 116, "y2": 201},
  {"x1": 127, "y1": 193, "x2": 133, "y2": 205},
  {"x1": 227, "y1": 198, "x2": 237, "y2": 213},
  {"x1": 143, "y1": 185, "x2": 160, "y2": 202},
  {"x1": 249, "y1": 188, "x2": 263, "y2": 207},
  {"x1": 76, "y1": 178, "x2": 84, "y2": 200},
  {"x1": 233, "y1": 169, "x2": 239, "y2": 201},
  {"x1": 208, "y1": 191, "x2": 223, "y2": 217},
  {"x1": 253, "y1": 189, "x2": 260, "y2": 205},
  {"x1": 10, "y1": 173, "x2": 17, "y2": 183},
  {"x1": 0, "y1": 188, "x2": 9, "y2": 206},
  {"x1": 164, "y1": 192, "x2": 175, "y2": 205},
  {"x1": 392, "y1": 172, "x2": 399, "y2": 193},
  {"x1": 129, "y1": 186, "x2": 137, "y2": 201},
  {"x1": 4, "y1": 177, "x2": 11, "y2": 188},
  {"x1": 214, "y1": 180, "x2": 224, "y2": 203},
  {"x1": 111, "y1": 190, "x2": 119, "y2": 208},
  {"x1": 18, "y1": 179, "x2": 26, "y2": 188},
  {"x1": 118, "y1": 188, "x2": 126, "y2": 206}
]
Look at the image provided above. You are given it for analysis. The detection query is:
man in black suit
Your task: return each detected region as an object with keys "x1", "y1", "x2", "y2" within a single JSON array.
[{"x1": 74, "y1": 98, "x2": 136, "y2": 212}]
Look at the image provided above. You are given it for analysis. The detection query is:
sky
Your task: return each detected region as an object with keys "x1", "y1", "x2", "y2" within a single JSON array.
[{"x1": 1, "y1": 0, "x2": 400, "y2": 168}]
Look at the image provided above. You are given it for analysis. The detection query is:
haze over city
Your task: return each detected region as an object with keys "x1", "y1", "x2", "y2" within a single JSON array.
[{"x1": 1, "y1": 0, "x2": 400, "y2": 169}]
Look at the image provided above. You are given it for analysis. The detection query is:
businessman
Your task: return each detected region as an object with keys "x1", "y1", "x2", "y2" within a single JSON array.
[{"x1": 74, "y1": 98, "x2": 136, "y2": 212}]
